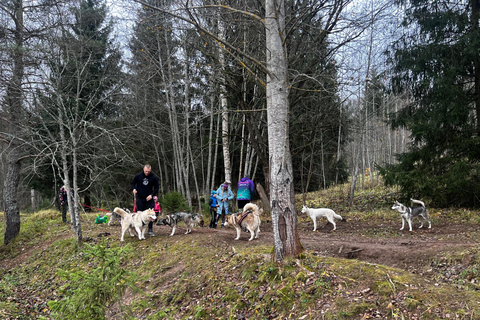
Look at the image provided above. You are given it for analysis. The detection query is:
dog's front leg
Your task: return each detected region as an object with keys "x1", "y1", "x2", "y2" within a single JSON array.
[
  {"x1": 135, "y1": 227, "x2": 144, "y2": 240},
  {"x1": 141, "y1": 227, "x2": 148, "y2": 239},
  {"x1": 235, "y1": 227, "x2": 241, "y2": 240},
  {"x1": 170, "y1": 226, "x2": 176, "y2": 236},
  {"x1": 400, "y1": 216, "x2": 405, "y2": 230},
  {"x1": 407, "y1": 218, "x2": 413, "y2": 232},
  {"x1": 312, "y1": 218, "x2": 317, "y2": 231}
]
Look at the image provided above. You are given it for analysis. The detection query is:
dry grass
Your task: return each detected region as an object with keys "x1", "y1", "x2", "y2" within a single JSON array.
[{"x1": 0, "y1": 185, "x2": 479, "y2": 319}]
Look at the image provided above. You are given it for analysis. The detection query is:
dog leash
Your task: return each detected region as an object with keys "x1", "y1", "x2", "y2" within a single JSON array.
[{"x1": 80, "y1": 203, "x2": 110, "y2": 212}]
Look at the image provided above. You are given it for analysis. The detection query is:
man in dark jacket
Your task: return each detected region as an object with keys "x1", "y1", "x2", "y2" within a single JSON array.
[{"x1": 131, "y1": 164, "x2": 159, "y2": 236}]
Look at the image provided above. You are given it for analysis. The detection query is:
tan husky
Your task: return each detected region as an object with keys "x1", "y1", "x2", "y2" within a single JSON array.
[{"x1": 225, "y1": 203, "x2": 262, "y2": 241}]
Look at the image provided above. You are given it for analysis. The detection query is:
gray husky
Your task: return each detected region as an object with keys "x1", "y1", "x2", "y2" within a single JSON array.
[
  {"x1": 391, "y1": 199, "x2": 431, "y2": 231},
  {"x1": 157, "y1": 212, "x2": 204, "y2": 236}
]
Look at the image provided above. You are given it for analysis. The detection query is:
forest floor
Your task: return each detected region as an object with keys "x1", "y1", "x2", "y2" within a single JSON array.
[
  {"x1": 188, "y1": 216, "x2": 479, "y2": 282},
  {"x1": 1, "y1": 185, "x2": 479, "y2": 319}
]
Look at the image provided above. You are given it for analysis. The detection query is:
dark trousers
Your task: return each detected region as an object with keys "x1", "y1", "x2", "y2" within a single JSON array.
[
  {"x1": 237, "y1": 200, "x2": 250, "y2": 211},
  {"x1": 62, "y1": 204, "x2": 68, "y2": 223},
  {"x1": 217, "y1": 207, "x2": 226, "y2": 225},
  {"x1": 209, "y1": 208, "x2": 217, "y2": 227},
  {"x1": 136, "y1": 196, "x2": 155, "y2": 230}
]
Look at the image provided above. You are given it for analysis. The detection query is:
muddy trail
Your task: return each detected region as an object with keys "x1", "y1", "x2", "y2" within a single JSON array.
[{"x1": 153, "y1": 216, "x2": 479, "y2": 281}]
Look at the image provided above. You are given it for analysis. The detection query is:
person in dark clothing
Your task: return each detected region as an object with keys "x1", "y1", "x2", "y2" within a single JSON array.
[
  {"x1": 59, "y1": 185, "x2": 74, "y2": 223},
  {"x1": 130, "y1": 164, "x2": 159, "y2": 236}
]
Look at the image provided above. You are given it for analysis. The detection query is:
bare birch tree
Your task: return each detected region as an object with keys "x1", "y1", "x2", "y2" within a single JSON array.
[{"x1": 265, "y1": 0, "x2": 302, "y2": 261}]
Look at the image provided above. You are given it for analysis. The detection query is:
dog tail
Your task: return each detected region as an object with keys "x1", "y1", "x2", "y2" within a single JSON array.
[
  {"x1": 243, "y1": 203, "x2": 260, "y2": 216},
  {"x1": 410, "y1": 199, "x2": 425, "y2": 207},
  {"x1": 113, "y1": 207, "x2": 130, "y2": 218},
  {"x1": 333, "y1": 212, "x2": 343, "y2": 221}
]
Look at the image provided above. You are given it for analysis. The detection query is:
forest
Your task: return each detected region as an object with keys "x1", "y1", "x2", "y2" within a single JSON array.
[{"x1": 1, "y1": 0, "x2": 479, "y2": 255}]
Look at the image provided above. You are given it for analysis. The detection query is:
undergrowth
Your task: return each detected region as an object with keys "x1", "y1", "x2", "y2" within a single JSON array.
[{"x1": 0, "y1": 184, "x2": 479, "y2": 319}]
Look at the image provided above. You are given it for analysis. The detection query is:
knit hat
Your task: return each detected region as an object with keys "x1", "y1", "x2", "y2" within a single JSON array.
[{"x1": 211, "y1": 190, "x2": 216, "y2": 195}]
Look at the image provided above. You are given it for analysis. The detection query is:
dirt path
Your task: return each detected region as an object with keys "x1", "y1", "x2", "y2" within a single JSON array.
[
  {"x1": 173, "y1": 218, "x2": 479, "y2": 276},
  {"x1": 5, "y1": 216, "x2": 475, "y2": 280}
]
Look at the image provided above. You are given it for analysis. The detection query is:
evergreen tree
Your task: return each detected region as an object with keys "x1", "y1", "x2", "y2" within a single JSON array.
[
  {"x1": 286, "y1": 1, "x2": 347, "y2": 191},
  {"x1": 29, "y1": 0, "x2": 124, "y2": 218},
  {"x1": 381, "y1": 0, "x2": 480, "y2": 207}
]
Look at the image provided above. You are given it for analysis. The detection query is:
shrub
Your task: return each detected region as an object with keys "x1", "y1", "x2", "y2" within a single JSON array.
[
  {"x1": 48, "y1": 239, "x2": 139, "y2": 319},
  {"x1": 161, "y1": 191, "x2": 189, "y2": 212}
]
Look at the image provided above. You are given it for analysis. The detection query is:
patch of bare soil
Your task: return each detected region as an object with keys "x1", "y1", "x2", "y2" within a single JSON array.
[{"x1": 173, "y1": 217, "x2": 479, "y2": 282}]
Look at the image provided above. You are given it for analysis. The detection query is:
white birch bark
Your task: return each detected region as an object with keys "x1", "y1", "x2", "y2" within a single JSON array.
[
  {"x1": 205, "y1": 86, "x2": 215, "y2": 194},
  {"x1": 219, "y1": 19, "x2": 232, "y2": 184},
  {"x1": 211, "y1": 113, "x2": 221, "y2": 190},
  {"x1": 266, "y1": 0, "x2": 302, "y2": 262}
]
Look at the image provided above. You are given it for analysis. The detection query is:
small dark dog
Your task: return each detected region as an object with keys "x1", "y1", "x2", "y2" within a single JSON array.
[{"x1": 391, "y1": 199, "x2": 431, "y2": 231}]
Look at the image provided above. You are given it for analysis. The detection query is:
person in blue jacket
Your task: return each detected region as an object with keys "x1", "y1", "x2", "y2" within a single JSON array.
[
  {"x1": 208, "y1": 190, "x2": 219, "y2": 228},
  {"x1": 130, "y1": 164, "x2": 159, "y2": 236},
  {"x1": 215, "y1": 181, "x2": 234, "y2": 228},
  {"x1": 237, "y1": 175, "x2": 255, "y2": 210}
]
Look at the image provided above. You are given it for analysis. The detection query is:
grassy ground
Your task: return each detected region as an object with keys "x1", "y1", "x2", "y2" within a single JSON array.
[{"x1": 0, "y1": 184, "x2": 479, "y2": 319}]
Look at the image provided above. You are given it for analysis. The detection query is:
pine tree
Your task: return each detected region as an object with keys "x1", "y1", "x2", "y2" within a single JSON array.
[{"x1": 382, "y1": 0, "x2": 480, "y2": 207}]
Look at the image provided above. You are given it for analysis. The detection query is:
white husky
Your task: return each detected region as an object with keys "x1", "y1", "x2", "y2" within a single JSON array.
[
  {"x1": 112, "y1": 207, "x2": 157, "y2": 242},
  {"x1": 301, "y1": 205, "x2": 343, "y2": 231}
]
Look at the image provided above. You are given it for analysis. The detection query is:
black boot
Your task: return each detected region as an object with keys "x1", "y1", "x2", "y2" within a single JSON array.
[{"x1": 148, "y1": 222, "x2": 155, "y2": 236}]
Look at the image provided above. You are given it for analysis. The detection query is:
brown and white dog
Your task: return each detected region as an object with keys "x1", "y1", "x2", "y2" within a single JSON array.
[
  {"x1": 113, "y1": 207, "x2": 157, "y2": 241},
  {"x1": 225, "y1": 203, "x2": 262, "y2": 241}
]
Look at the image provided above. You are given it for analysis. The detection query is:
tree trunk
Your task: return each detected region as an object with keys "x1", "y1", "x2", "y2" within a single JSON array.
[
  {"x1": 3, "y1": 0, "x2": 24, "y2": 245},
  {"x1": 472, "y1": 0, "x2": 480, "y2": 134},
  {"x1": 205, "y1": 84, "x2": 216, "y2": 194},
  {"x1": 219, "y1": 20, "x2": 232, "y2": 184},
  {"x1": 3, "y1": 150, "x2": 21, "y2": 245},
  {"x1": 70, "y1": 145, "x2": 82, "y2": 243},
  {"x1": 256, "y1": 183, "x2": 271, "y2": 214},
  {"x1": 266, "y1": 0, "x2": 302, "y2": 262},
  {"x1": 211, "y1": 113, "x2": 221, "y2": 190},
  {"x1": 31, "y1": 189, "x2": 35, "y2": 213}
]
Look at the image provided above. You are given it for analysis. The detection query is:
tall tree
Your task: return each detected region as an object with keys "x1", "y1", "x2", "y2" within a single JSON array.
[
  {"x1": 0, "y1": 0, "x2": 58, "y2": 244},
  {"x1": 265, "y1": 0, "x2": 303, "y2": 261},
  {"x1": 381, "y1": 0, "x2": 480, "y2": 207},
  {"x1": 34, "y1": 0, "x2": 124, "y2": 242},
  {"x1": 1, "y1": 0, "x2": 24, "y2": 245}
]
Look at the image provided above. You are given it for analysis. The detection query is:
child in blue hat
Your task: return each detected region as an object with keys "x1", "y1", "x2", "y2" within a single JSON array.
[{"x1": 208, "y1": 190, "x2": 219, "y2": 228}]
